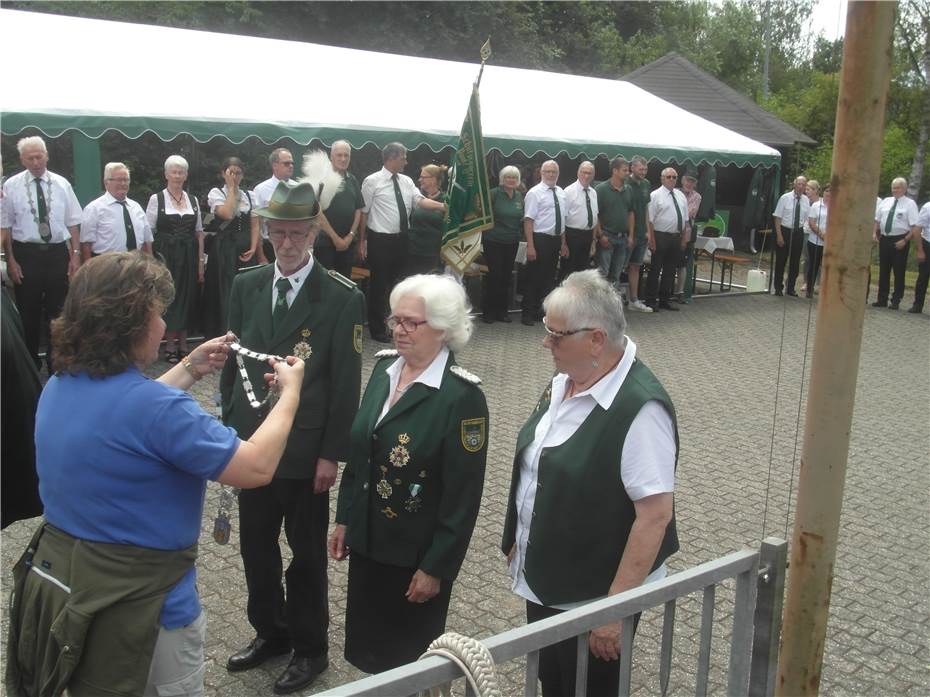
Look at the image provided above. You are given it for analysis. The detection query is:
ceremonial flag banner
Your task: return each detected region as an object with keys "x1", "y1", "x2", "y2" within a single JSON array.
[{"x1": 440, "y1": 86, "x2": 494, "y2": 275}]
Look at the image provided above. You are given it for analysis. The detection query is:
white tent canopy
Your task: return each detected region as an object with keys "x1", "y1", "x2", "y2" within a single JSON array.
[{"x1": 1, "y1": 9, "x2": 780, "y2": 167}]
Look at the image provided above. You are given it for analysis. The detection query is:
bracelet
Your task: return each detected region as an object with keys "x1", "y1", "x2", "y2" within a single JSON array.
[{"x1": 180, "y1": 355, "x2": 201, "y2": 381}]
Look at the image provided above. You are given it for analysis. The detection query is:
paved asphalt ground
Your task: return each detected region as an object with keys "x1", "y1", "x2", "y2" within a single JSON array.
[{"x1": 2, "y1": 286, "x2": 927, "y2": 696}]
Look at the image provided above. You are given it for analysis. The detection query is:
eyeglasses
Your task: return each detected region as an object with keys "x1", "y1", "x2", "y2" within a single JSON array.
[
  {"x1": 542, "y1": 321, "x2": 595, "y2": 343},
  {"x1": 664, "y1": 175, "x2": 678, "y2": 180},
  {"x1": 279, "y1": 161, "x2": 295, "y2": 167},
  {"x1": 268, "y1": 230, "x2": 311, "y2": 243},
  {"x1": 386, "y1": 316, "x2": 429, "y2": 334}
]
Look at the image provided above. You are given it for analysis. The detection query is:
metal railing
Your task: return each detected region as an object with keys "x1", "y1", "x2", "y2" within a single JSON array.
[{"x1": 316, "y1": 537, "x2": 787, "y2": 697}]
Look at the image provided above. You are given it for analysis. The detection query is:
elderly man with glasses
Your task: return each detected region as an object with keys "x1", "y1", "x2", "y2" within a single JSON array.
[
  {"x1": 252, "y1": 148, "x2": 298, "y2": 264},
  {"x1": 79, "y1": 162, "x2": 153, "y2": 260},
  {"x1": 220, "y1": 180, "x2": 364, "y2": 695},
  {"x1": 645, "y1": 168, "x2": 689, "y2": 312}
]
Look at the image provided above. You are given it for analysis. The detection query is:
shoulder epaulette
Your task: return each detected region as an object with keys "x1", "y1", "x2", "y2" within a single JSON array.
[
  {"x1": 237, "y1": 263, "x2": 269, "y2": 275},
  {"x1": 375, "y1": 349, "x2": 398, "y2": 358},
  {"x1": 450, "y1": 364, "x2": 481, "y2": 385},
  {"x1": 328, "y1": 269, "x2": 356, "y2": 289}
]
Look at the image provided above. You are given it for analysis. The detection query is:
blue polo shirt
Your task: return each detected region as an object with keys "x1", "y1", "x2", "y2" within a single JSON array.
[{"x1": 36, "y1": 367, "x2": 239, "y2": 628}]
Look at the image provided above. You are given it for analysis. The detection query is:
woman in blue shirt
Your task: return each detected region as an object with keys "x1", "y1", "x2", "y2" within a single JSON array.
[{"x1": 11, "y1": 252, "x2": 304, "y2": 697}]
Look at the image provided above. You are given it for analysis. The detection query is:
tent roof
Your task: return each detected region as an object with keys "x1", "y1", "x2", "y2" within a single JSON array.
[
  {"x1": 0, "y1": 10, "x2": 780, "y2": 167},
  {"x1": 623, "y1": 52, "x2": 814, "y2": 148}
]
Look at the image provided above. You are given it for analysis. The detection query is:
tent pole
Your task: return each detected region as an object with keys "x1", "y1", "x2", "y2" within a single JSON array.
[
  {"x1": 71, "y1": 132, "x2": 101, "y2": 206},
  {"x1": 775, "y1": 2, "x2": 894, "y2": 694}
]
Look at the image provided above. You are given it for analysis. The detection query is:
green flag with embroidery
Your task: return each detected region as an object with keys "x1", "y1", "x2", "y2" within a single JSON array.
[{"x1": 441, "y1": 85, "x2": 494, "y2": 274}]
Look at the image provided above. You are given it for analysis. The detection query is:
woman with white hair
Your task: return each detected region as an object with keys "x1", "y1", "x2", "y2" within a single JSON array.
[
  {"x1": 330, "y1": 273, "x2": 489, "y2": 673},
  {"x1": 146, "y1": 155, "x2": 203, "y2": 362},
  {"x1": 482, "y1": 165, "x2": 524, "y2": 323},
  {"x1": 502, "y1": 270, "x2": 679, "y2": 696}
]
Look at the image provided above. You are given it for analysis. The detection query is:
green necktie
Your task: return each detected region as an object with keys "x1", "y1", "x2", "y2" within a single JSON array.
[
  {"x1": 584, "y1": 188, "x2": 593, "y2": 229},
  {"x1": 793, "y1": 195, "x2": 801, "y2": 231},
  {"x1": 551, "y1": 187, "x2": 562, "y2": 234},
  {"x1": 118, "y1": 201, "x2": 137, "y2": 251},
  {"x1": 272, "y1": 277, "x2": 291, "y2": 333},
  {"x1": 670, "y1": 189, "x2": 683, "y2": 233},
  {"x1": 392, "y1": 174, "x2": 409, "y2": 235},
  {"x1": 884, "y1": 199, "x2": 897, "y2": 234},
  {"x1": 35, "y1": 177, "x2": 50, "y2": 241}
]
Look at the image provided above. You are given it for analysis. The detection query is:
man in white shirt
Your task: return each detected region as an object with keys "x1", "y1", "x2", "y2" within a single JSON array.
[
  {"x1": 771, "y1": 176, "x2": 810, "y2": 296},
  {"x1": 1, "y1": 136, "x2": 82, "y2": 370},
  {"x1": 908, "y1": 201, "x2": 930, "y2": 314},
  {"x1": 359, "y1": 142, "x2": 445, "y2": 342},
  {"x1": 873, "y1": 177, "x2": 920, "y2": 309},
  {"x1": 252, "y1": 148, "x2": 297, "y2": 264},
  {"x1": 560, "y1": 161, "x2": 600, "y2": 278},
  {"x1": 645, "y1": 168, "x2": 689, "y2": 311},
  {"x1": 522, "y1": 160, "x2": 567, "y2": 326},
  {"x1": 80, "y1": 162, "x2": 153, "y2": 260}
]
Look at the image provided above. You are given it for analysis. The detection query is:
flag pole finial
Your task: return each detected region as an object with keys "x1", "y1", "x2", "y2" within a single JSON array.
[{"x1": 476, "y1": 37, "x2": 492, "y2": 88}]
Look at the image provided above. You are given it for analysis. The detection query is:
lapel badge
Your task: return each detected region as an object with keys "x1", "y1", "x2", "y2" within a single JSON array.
[
  {"x1": 398, "y1": 433, "x2": 411, "y2": 445},
  {"x1": 393, "y1": 478, "x2": 402, "y2": 485},
  {"x1": 460, "y1": 417, "x2": 487, "y2": 453},
  {"x1": 353, "y1": 324, "x2": 363, "y2": 354},
  {"x1": 418, "y1": 469, "x2": 427, "y2": 479},
  {"x1": 381, "y1": 506, "x2": 398, "y2": 519},
  {"x1": 301, "y1": 329, "x2": 311, "y2": 338},
  {"x1": 293, "y1": 340, "x2": 313, "y2": 360},
  {"x1": 376, "y1": 479, "x2": 393, "y2": 499}
]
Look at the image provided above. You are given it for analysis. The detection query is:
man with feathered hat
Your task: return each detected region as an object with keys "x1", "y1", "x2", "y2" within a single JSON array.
[{"x1": 220, "y1": 153, "x2": 364, "y2": 694}]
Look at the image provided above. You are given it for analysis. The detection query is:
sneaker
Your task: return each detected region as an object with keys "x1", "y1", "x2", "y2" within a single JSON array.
[{"x1": 629, "y1": 299, "x2": 653, "y2": 313}]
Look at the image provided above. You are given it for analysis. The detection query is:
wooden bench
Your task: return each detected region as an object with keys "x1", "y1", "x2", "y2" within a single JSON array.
[{"x1": 713, "y1": 254, "x2": 750, "y2": 292}]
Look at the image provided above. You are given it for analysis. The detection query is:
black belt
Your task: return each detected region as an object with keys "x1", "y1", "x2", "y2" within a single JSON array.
[
  {"x1": 12, "y1": 240, "x2": 68, "y2": 252},
  {"x1": 655, "y1": 230, "x2": 682, "y2": 235}
]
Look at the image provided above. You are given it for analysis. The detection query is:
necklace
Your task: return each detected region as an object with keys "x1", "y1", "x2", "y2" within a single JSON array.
[
  {"x1": 228, "y1": 341, "x2": 286, "y2": 411},
  {"x1": 167, "y1": 188, "x2": 185, "y2": 207},
  {"x1": 24, "y1": 173, "x2": 53, "y2": 230}
]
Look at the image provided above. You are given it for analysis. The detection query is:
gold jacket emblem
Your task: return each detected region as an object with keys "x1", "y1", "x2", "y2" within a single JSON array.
[
  {"x1": 293, "y1": 341, "x2": 313, "y2": 360},
  {"x1": 389, "y1": 445, "x2": 410, "y2": 468}
]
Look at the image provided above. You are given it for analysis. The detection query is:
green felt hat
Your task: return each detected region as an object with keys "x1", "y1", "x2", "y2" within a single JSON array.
[{"x1": 255, "y1": 181, "x2": 320, "y2": 220}]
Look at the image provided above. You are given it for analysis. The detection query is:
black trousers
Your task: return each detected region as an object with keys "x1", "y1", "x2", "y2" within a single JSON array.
[
  {"x1": 805, "y1": 241, "x2": 825, "y2": 294},
  {"x1": 559, "y1": 227, "x2": 594, "y2": 280},
  {"x1": 482, "y1": 240, "x2": 518, "y2": 318},
  {"x1": 876, "y1": 234, "x2": 909, "y2": 304},
  {"x1": 526, "y1": 601, "x2": 641, "y2": 697},
  {"x1": 314, "y1": 241, "x2": 354, "y2": 279},
  {"x1": 774, "y1": 227, "x2": 805, "y2": 292},
  {"x1": 366, "y1": 230, "x2": 406, "y2": 338},
  {"x1": 11, "y1": 241, "x2": 70, "y2": 368},
  {"x1": 238, "y1": 478, "x2": 329, "y2": 657},
  {"x1": 913, "y1": 238, "x2": 930, "y2": 311},
  {"x1": 522, "y1": 233, "x2": 561, "y2": 318},
  {"x1": 645, "y1": 231, "x2": 681, "y2": 304}
]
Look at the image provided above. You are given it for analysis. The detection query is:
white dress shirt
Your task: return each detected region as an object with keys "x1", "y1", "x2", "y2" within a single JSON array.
[
  {"x1": 523, "y1": 181, "x2": 567, "y2": 236},
  {"x1": 1, "y1": 169, "x2": 82, "y2": 243},
  {"x1": 361, "y1": 167, "x2": 422, "y2": 234},
  {"x1": 144, "y1": 190, "x2": 203, "y2": 233},
  {"x1": 807, "y1": 200, "x2": 828, "y2": 247},
  {"x1": 917, "y1": 202, "x2": 930, "y2": 244},
  {"x1": 772, "y1": 191, "x2": 811, "y2": 230},
  {"x1": 563, "y1": 180, "x2": 599, "y2": 230},
  {"x1": 252, "y1": 176, "x2": 297, "y2": 239},
  {"x1": 648, "y1": 185, "x2": 689, "y2": 234},
  {"x1": 207, "y1": 186, "x2": 253, "y2": 215},
  {"x1": 377, "y1": 346, "x2": 449, "y2": 425},
  {"x1": 271, "y1": 255, "x2": 315, "y2": 313},
  {"x1": 509, "y1": 337, "x2": 676, "y2": 608},
  {"x1": 80, "y1": 192, "x2": 152, "y2": 253},
  {"x1": 875, "y1": 196, "x2": 919, "y2": 236}
]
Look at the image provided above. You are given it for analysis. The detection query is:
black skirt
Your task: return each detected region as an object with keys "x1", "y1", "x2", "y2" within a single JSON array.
[{"x1": 344, "y1": 552, "x2": 453, "y2": 674}]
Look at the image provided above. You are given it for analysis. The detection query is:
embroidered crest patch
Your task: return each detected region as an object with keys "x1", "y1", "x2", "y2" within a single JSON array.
[
  {"x1": 353, "y1": 324, "x2": 363, "y2": 354},
  {"x1": 460, "y1": 417, "x2": 486, "y2": 453}
]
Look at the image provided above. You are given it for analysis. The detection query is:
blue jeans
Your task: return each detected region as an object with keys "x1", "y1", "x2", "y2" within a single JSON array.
[{"x1": 596, "y1": 234, "x2": 630, "y2": 286}]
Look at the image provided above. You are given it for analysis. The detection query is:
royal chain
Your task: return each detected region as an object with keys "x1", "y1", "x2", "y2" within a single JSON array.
[
  {"x1": 228, "y1": 341, "x2": 285, "y2": 410},
  {"x1": 25, "y1": 174, "x2": 53, "y2": 226}
]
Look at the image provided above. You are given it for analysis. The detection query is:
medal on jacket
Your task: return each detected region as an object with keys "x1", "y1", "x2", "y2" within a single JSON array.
[
  {"x1": 404, "y1": 483, "x2": 422, "y2": 513},
  {"x1": 228, "y1": 340, "x2": 285, "y2": 412},
  {"x1": 376, "y1": 465, "x2": 393, "y2": 499},
  {"x1": 213, "y1": 485, "x2": 236, "y2": 545}
]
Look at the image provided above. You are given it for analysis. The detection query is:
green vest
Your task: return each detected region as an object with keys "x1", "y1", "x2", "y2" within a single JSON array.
[{"x1": 501, "y1": 359, "x2": 679, "y2": 606}]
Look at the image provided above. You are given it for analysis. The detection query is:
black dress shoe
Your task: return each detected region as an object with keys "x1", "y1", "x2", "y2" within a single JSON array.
[
  {"x1": 273, "y1": 654, "x2": 328, "y2": 695},
  {"x1": 521, "y1": 315, "x2": 535, "y2": 326},
  {"x1": 657, "y1": 301, "x2": 679, "y2": 311},
  {"x1": 481, "y1": 314, "x2": 495, "y2": 324},
  {"x1": 889, "y1": 301, "x2": 900, "y2": 310},
  {"x1": 227, "y1": 637, "x2": 290, "y2": 672},
  {"x1": 497, "y1": 311, "x2": 513, "y2": 323},
  {"x1": 786, "y1": 290, "x2": 798, "y2": 297},
  {"x1": 774, "y1": 289, "x2": 784, "y2": 297},
  {"x1": 907, "y1": 305, "x2": 923, "y2": 314},
  {"x1": 871, "y1": 300, "x2": 886, "y2": 307}
]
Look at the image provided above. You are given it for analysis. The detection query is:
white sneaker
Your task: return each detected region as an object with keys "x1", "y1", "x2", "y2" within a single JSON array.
[{"x1": 629, "y1": 299, "x2": 653, "y2": 313}]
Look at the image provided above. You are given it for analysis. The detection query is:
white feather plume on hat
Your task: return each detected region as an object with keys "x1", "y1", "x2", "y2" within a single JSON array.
[{"x1": 299, "y1": 150, "x2": 344, "y2": 212}]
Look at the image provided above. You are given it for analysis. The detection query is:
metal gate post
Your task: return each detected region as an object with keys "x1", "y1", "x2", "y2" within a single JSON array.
[{"x1": 749, "y1": 537, "x2": 788, "y2": 697}]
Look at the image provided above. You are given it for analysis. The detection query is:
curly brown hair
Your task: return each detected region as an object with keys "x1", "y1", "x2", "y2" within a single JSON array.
[{"x1": 51, "y1": 252, "x2": 175, "y2": 377}]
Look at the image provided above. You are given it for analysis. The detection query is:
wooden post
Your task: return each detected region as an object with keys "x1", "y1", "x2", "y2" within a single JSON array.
[{"x1": 775, "y1": 3, "x2": 895, "y2": 695}]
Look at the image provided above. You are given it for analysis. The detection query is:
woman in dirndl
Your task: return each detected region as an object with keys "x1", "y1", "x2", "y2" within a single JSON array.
[
  {"x1": 146, "y1": 155, "x2": 203, "y2": 362},
  {"x1": 203, "y1": 157, "x2": 256, "y2": 336}
]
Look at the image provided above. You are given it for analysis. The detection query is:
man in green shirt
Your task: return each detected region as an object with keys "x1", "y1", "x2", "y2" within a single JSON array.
[
  {"x1": 627, "y1": 155, "x2": 653, "y2": 313},
  {"x1": 595, "y1": 156, "x2": 635, "y2": 290}
]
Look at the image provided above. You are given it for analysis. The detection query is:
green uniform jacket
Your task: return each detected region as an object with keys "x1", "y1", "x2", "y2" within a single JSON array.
[
  {"x1": 220, "y1": 262, "x2": 365, "y2": 479},
  {"x1": 335, "y1": 350, "x2": 488, "y2": 581}
]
